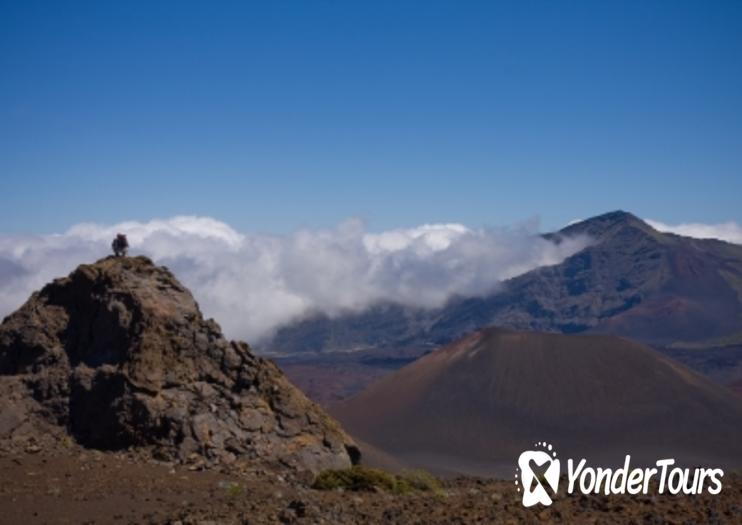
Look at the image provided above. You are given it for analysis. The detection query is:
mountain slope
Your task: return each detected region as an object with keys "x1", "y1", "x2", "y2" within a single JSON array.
[
  {"x1": 331, "y1": 327, "x2": 742, "y2": 476},
  {"x1": 269, "y1": 211, "x2": 742, "y2": 353},
  {"x1": 0, "y1": 256, "x2": 359, "y2": 473}
]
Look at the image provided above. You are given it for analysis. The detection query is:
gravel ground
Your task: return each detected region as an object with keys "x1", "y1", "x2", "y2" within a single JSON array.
[{"x1": 1, "y1": 450, "x2": 740, "y2": 525}]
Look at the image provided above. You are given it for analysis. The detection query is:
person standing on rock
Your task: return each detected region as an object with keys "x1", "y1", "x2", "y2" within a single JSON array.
[{"x1": 112, "y1": 233, "x2": 129, "y2": 257}]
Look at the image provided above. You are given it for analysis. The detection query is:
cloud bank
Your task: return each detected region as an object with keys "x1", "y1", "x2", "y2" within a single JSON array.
[
  {"x1": 646, "y1": 220, "x2": 742, "y2": 245},
  {"x1": 0, "y1": 216, "x2": 589, "y2": 343}
]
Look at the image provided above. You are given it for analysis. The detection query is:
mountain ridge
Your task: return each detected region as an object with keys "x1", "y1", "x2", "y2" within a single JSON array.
[
  {"x1": 268, "y1": 210, "x2": 742, "y2": 353},
  {"x1": 269, "y1": 210, "x2": 742, "y2": 404}
]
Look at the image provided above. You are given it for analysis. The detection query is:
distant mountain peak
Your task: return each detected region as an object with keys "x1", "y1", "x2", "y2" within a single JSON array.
[
  {"x1": 558, "y1": 210, "x2": 658, "y2": 240},
  {"x1": 268, "y1": 209, "x2": 742, "y2": 359},
  {"x1": 591, "y1": 209, "x2": 641, "y2": 224}
]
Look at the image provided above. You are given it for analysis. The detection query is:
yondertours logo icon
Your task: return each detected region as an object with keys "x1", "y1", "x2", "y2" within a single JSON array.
[
  {"x1": 516, "y1": 441, "x2": 560, "y2": 507},
  {"x1": 515, "y1": 442, "x2": 725, "y2": 508}
]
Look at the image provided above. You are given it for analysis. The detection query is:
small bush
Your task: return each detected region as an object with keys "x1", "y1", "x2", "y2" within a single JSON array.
[
  {"x1": 312, "y1": 466, "x2": 440, "y2": 494},
  {"x1": 218, "y1": 480, "x2": 243, "y2": 497},
  {"x1": 398, "y1": 469, "x2": 443, "y2": 494}
]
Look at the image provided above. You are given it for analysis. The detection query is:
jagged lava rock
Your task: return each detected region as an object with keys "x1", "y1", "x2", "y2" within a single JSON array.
[{"x1": 0, "y1": 256, "x2": 359, "y2": 473}]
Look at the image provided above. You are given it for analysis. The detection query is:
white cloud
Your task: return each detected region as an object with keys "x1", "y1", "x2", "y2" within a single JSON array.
[
  {"x1": 0, "y1": 216, "x2": 589, "y2": 343},
  {"x1": 363, "y1": 223, "x2": 470, "y2": 253},
  {"x1": 646, "y1": 220, "x2": 742, "y2": 245}
]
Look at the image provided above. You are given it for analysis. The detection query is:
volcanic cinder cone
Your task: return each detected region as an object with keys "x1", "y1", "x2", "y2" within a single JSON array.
[
  {"x1": 332, "y1": 327, "x2": 742, "y2": 476},
  {"x1": 0, "y1": 256, "x2": 359, "y2": 474}
]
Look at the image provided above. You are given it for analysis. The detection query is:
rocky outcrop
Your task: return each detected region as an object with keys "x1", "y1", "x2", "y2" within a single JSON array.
[{"x1": 0, "y1": 256, "x2": 359, "y2": 474}]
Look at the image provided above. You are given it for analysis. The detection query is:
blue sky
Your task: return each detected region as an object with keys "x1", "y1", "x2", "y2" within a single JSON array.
[{"x1": 2, "y1": 1, "x2": 741, "y2": 234}]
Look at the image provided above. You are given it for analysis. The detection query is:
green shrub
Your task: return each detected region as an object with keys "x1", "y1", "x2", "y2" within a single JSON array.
[
  {"x1": 218, "y1": 480, "x2": 243, "y2": 497},
  {"x1": 312, "y1": 466, "x2": 440, "y2": 494},
  {"x1": 398, "y1": 469, "x2": 443, "y2": 494}
]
